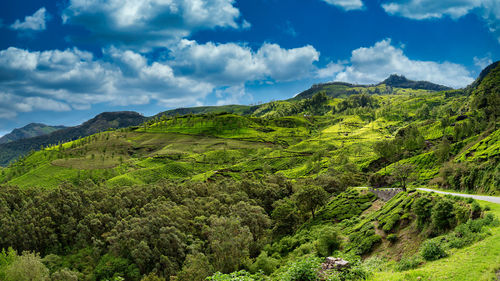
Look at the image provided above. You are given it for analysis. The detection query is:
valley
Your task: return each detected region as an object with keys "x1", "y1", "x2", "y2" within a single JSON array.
[{"x1": 0, "y1": 63, "x2": 499, "y2": 281}]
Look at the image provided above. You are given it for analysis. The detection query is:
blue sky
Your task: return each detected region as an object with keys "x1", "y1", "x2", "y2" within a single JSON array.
[{"x1": 0, "y1": 0, "x2": 499, "y2": 135}]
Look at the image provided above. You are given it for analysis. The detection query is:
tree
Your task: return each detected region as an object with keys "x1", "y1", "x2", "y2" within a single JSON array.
[
  {"x1": 435, "y1": 137, "x2": 451, "y2": 163},
  {"x1": 4, "y1": 252, "x2": 49, "y2": 281},
  {"x1": 177, "y1": 253, "x2": 213, "y2": 281},
  {"x1": 293, "y1": 185, "x2": 328, "y2": 218},
  {"x1": 373, "y1": 140, "x2": 399, "y2": 172},
  {"x1": 271, "y1": 199, "x2": 301, "y2": 236},
  {"x1": 205, "y1": 216, "x2": 252, "y2": 273},
  {"x1": 392, "y1": 163, "x2": 415, "y2": 191}
]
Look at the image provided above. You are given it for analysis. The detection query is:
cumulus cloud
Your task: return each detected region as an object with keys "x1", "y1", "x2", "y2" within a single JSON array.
[
  {"x1": 321, "y1": 0, "x2": 364, "y2": 11},
  {"x1": 0, "y1": 39, "x2": 321, "y2": 118},
  {"x1": 171, "y1": 40, "x2": 319, "y2": 84},
  {"x1": 10, "y1": 7, "x2": 48, "y2": 31},
  {"x1": 0, "y1": 47, "x2": 214, "y2": 118},
  {"x1": 316, "y1": 62, "x2": 345, "y2": 78},
  {"x1": 318, "y1": 39, "x2": 473, "y2": 88},
  {"x1": 382, "y1": 0, "x2": 500, "y2": 43},
  {"x1": 62, "y1": 0, "x2": 245, "y2": 49}
]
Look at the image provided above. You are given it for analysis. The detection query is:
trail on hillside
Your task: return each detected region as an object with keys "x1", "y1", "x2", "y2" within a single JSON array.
[{"x1": 417, "y1": 188, "x2": 500, "y2": 204}]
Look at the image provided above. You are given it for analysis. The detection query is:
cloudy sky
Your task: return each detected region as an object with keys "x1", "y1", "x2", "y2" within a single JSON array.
[{"x1": 0, "y1": 0, "x2": 499, "y2": 135}]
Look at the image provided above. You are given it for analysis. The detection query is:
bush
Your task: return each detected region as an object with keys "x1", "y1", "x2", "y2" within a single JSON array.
[
  {"x1": 382, "y1": 214, "x2": 400, "y2": 233},
  {"x1": 250, "y1": 251, "x2": 279, "y2": 275},
  {"x1": 386, "y1": 234, "x2": 398, "y2": 243},
  {"x1": 315, "y1": 226, "x2": 341, "y2": 257},
  {"x1": 207, "y1": 270, "x2": 267, "y2": 281},
  {"x1": 279, "y1": 256, "x2": 321, "y2": 281},
  {"x1": 431, "y1": 199, "x2": 455, "y2": 232},
  {"x1": 395, "y1": 256, "x2": 422, "y2": 271},
  {"x1": 420, "y1": 239, "x2": 447, "y2": 261},
  {"x1": 4, "y1": 252, "x2": 49, "y2": 281},
  {"x1": 470, "y1": 202, "x2": 482, "y2": 219}
]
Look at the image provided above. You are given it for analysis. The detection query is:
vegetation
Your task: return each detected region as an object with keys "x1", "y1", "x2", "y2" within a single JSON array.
[{"x1": 0, "y1": 63, "x2": 498, "y2": 280}]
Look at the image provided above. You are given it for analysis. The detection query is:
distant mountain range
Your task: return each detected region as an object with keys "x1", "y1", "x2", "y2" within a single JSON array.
[
  {"x1": 0, "y1": 123, "x2": 66, "y2": 144},
  {"x1": 0, "y1": 111, "x2": 146, "y2": 166}
]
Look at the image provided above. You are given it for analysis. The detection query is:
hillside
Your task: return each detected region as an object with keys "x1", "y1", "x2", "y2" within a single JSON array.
[
  {"x1": 0, "y1": 111, "x2": 146, "y2": 166},
  {"x1": 0, "y1": 62, "x2": 498, "y2": 281},
  {"x1": 292, "y1": 75, "x2": 450, "y2": 100},
  {"x1": 0, "y1": 123, "x2": 66, "y2": 144}
]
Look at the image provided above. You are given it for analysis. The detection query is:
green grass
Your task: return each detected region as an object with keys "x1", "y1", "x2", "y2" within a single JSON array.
[{"x1": 370, "y1": 200, "x2": 500, "y2": 281}]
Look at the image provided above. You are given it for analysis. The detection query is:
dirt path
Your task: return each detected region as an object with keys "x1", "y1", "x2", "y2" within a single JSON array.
[{"x1": 417, "y1": 188, "x2": 500, "y2": 204}]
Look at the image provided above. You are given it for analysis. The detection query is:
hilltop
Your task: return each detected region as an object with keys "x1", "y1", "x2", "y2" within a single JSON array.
[
  {"x1": 292, "y1": 74, "x2": 451, "y2": 100},
  {"x1": 0, "y1": 123, "x2": 66, "y2": 144}
]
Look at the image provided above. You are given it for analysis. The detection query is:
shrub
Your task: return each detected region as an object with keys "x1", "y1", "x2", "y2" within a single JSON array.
[
  {"x1": 279, "y1": 256, "x2": 321, "y2": 281},
  {"x1": 315, "y1": 226, "x2": 341, "y2": 257},
  {"x1": 420, "y1": 239, "x2": 447, "y2": 261},
  {"x1": 382, "y1": 214, "x2": 400, "y2": 233},
  {"x1": 207, "y1": 270, "x2": 266, "y2": 281},
  {"x1": 4, "y1": 252, "x2": 49, "y2": 281},
  {"x1": 250, "y1": 251, "x2": 279, "y2": 275},
  {"x1": 395, "y1": 255, "x2": 422, "y2": 272},
  {"x1": 413, "y1": 197, "x2": 432, "y2": 228},
  {"x1": 431, "y1": 199, "x2": 455, "y2": 232},
  {"x1": 386, "y1": 234, "x2": 398, "y2": 243},
  {"x1": 470, "y1": 202, "x2": 482, "y2": 219},
  {"x1": 454, "y1": 204, "x2": 470, "y2": 225}
]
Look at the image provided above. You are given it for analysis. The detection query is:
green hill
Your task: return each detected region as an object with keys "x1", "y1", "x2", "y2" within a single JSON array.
[
  {"x1": 0, "y1": 63, "x2": 499, "y2": 281},
  {"x1": 0, "y1": 111, "x2": 147, "y2": 166}
]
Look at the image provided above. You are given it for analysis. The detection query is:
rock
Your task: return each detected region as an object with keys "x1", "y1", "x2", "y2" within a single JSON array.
[{"x1": 321, "y1": 257, "x2": 350, "y2": 271}]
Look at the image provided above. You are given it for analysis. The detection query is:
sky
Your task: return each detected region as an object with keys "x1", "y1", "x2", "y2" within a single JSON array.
[{"x1": 0, "y1": 0, "x2": 499, "y2": 135}]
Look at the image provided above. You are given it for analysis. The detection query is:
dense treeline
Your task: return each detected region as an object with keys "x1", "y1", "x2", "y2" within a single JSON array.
[{"x1": 0, "y1": 175, "x2": 344, "y2": 280}]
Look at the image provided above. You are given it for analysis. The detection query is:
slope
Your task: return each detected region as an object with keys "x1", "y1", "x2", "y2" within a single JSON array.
[
  {"x1": 0, "y1": 123, "x2": 66, "y2": 144},
  {"x1": 0, "y1": 111, "x2": 147, "y2": 166}
]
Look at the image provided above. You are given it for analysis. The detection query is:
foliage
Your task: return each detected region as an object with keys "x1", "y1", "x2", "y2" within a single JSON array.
[
  {"x1": 278, "y1": 256, "x2": 322, "y2": 281},
  {"x1": 4, "y1": 251, "x2": 49, "y2": 281},
  {"x1": 394, "y1": 255, "x2": 422, "y2": 272},
  {"x1": 420, "y1": 239, "x2": 447, "y2": 261}
]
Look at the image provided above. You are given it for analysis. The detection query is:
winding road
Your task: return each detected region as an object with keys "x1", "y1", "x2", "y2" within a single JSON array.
[{"x1": 417, "y1": 188, "x2": 500, "y2": 204}]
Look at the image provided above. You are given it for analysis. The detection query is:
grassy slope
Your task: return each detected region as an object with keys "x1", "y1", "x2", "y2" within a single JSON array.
[{"x1": 371, "y1": 199, "x2": 500, "y2": 281}]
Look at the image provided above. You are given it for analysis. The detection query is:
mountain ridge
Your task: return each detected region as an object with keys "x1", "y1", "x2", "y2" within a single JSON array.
[
  {"x1": 0, "y1": 111, "x2": 146, "y2": 166},
  {"x1": 0, "y1": 123, "x2": 66, "y2": 144}
]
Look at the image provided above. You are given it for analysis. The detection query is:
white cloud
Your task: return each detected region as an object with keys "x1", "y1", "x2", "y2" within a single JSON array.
[
  {"x1": 62, "y1": 0, "x2": 246, "y2": 49},
  {"x1": 382, "y1": 0, "x2": 500, "y2": 43},
  {"x1": 0, "y1": 39, "x2": 321, "y2": 119},
  {"x1": 171, "y1": 40, "x2": 319, "y2": 84},
  {"x1": 215, "y1": 85, "x2": 249, "y2": 105},
  {"x1": 474, "y1": 56, "x2": 493, "y2": 69},
  {"x1": 10, "y1": 7, "x2": 48, "y2": 31},
  {"x1": 318, "y1": 39, "x2": 473, "y2": 88},
  {"x1": 0, "y1": 92, "x2": 70, "y2": 119},
  {"x1": 321, "y1": 0, "x2": 364, "y2": 11},
  {"x1": 316, "y1": 61, "x2": 345, "y2": 78},
  {"x1": 0, "y1": 47, "x2": 215, "y2": 118}
]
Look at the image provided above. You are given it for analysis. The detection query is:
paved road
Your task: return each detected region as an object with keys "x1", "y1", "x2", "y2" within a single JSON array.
[{"x1": 417, "y1": 188, "x2": 500, "y2": 204}]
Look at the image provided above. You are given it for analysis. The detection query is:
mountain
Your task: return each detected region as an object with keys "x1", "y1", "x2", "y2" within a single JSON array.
[
  {"x1": 379, "y1": 74, "x2": 453, "y2": 91},
  {"x1": 0, "y1": 123, "x2": 66, "y2": 144},
  {"x1": 292, "y1": 75, "x2": 452, "y2": 100},
  {"x1": 0, "y1": 111, "x2": 146, "y2": 166}
]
